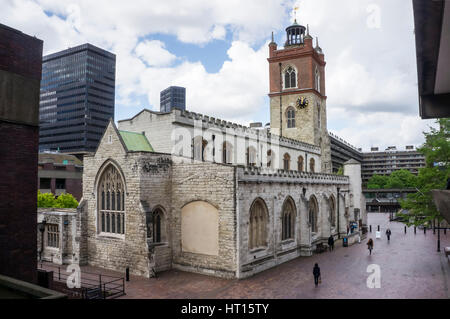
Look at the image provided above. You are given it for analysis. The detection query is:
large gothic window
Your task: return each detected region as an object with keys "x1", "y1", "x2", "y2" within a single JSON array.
[
  {"x1": 309, "y1": 196, "x2": 319, "y2": 233},
  {"x1": 283, "y1": 153, "x2": 291, "y2": 170},
  {"x1": 286, "y1": 107, "x2": 296, "y2": 128},
  {"x1": 249, "y1": 198, "x2": 269, "y2": 250},
  {"x1": 281, "y1": 197, "x2": 296, "y2": 240},
  {"x1": 284, "y1": 66, "x2": 296, "y2": 89},
  {"x1": 310, "y1": 158, "x2": 315, "y2": 173},
  {"x1": 98, "y1": 164, "x2": 125, "y2": 235}
]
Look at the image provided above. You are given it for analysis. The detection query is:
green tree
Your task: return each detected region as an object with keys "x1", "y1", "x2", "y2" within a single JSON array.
[
  {"x1": 398, "y1": 118, "x2": 450, "y2": 226},
  {"x1": 37, "y1": 191, "x2": 79, "y2": 208},
  {"x1": 336, "y1": 166, "x2": 344, "y2": 175},
  {"x1": 367, "y1": 174, "x2": 389, "y2": 189},
  {"x1": 55, "y1": 193, "x2": 79, "y2": 208},
  {"x1": 385, "y1": 169, "x2": 417, "y2": 189},
  {"x1": 37, "y1": 191, "x2": 56, "y2": 208}
]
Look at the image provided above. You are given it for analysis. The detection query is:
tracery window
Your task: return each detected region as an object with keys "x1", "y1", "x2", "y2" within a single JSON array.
[
  {"x1": 281, "y1": 198, "x2": 296, "y2": 240},
  {"x1": 287, "y1": 107, "x2": 296, "y2": 128},
  {"x1": 284, "y1": 66, "x2": 296, "y2": 89},
  {"x1": 249, "y1": 199, "x2": 268, "y2": 250},
  {"x1": 146, "y1": 208, "x2": 165, "y2": 243},
  {"x1": 98, "y1": 164, "x2": 125, "y2": 235}
]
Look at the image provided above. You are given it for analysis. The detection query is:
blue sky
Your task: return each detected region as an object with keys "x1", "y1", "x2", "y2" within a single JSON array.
[{"x1": 1, "y1": 0, "x2": 438, "y2": 151}]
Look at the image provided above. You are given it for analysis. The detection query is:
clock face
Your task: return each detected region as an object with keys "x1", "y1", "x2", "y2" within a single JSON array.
[{"x1": 296, "y1": 97, "x2": 309, "y2": 109}]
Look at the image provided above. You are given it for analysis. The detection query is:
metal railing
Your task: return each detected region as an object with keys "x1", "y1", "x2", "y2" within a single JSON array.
[{"x1": 38, "y1": 262, "x2": 125, "y2": 299}]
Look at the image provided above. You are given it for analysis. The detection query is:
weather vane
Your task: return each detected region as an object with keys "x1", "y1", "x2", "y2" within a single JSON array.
[{"x1": 294, "y1": 6, "x2": 299, "y2": 22}]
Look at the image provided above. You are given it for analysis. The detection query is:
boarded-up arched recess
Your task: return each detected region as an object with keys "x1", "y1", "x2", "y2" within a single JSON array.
[{"x1": 181, "y1": 201, "x2": 219, "y2": 256}]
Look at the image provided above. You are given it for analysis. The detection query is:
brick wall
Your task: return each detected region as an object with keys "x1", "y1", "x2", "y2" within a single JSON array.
[{"x1": 0, "y1": 121, "x2": 38, "y2": 282}]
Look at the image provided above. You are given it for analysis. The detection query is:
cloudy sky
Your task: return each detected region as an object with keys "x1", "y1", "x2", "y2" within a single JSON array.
[{"x1": 1, "y1": 0, "x2": 438, "y2": 151}]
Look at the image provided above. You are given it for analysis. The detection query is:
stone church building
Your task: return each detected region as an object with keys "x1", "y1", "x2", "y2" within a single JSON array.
[{"x1": 42, "y1": 19, "x2": 367, "y2": 279}]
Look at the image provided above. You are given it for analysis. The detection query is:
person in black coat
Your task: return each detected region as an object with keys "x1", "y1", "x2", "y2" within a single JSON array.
[
  {"x1": 328, "y1": 235, "x2": 335, "y2": 251},
  {"x1": 385, "y1": 228, "x2": 392, "y2": 241},
  {"x1": 313, "y1": 263, "x2": 321, "y2": 287}
]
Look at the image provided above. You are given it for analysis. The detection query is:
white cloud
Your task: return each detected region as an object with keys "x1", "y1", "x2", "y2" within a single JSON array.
[
  {"x1": 135, "y1": 40, "x2": 177, "y2": 67},
  {"x1": 0, "y1": 0, "x2": 434, "y2": 150},
  {"x1": 137, "y1": 40, "x2": 269, "y2": 122}
]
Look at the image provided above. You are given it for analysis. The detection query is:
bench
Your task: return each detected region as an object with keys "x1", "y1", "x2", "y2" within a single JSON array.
[{"x1": 445, "y1": 247, "x2": 450, "y2": 258}]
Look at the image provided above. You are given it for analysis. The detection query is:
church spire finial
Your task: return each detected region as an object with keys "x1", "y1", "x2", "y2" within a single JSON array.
[
  {"x1": 271, "y1": 31, "x2": 274, "y2": 43},
  {"x1": 315, "y1": 36, "x2": 323, "y2": 54}
]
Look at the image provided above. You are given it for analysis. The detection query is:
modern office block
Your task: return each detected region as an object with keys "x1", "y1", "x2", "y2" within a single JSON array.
[
  {"x1": 39, "y1": 43, "x2": 116, "y2": 153},
  {"x1": 160, "y1": 86, "x2": 186, "y2": 113}
]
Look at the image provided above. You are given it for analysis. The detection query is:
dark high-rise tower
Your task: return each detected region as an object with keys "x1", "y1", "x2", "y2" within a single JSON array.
[
  {"x1": 39, "y1": 43, "x2": 116, "y2": 153},
  {"x1": 160, "y1": 86, "x2": 186, "y2": 112}
]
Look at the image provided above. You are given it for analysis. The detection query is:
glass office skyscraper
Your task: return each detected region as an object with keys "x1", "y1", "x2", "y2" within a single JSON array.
[
  {"x1": 39, "y1": 43, "x2": 116, "y2": 153},
  {"x1": 160, "y1": 86, "x2": 186, "y2": 112}
]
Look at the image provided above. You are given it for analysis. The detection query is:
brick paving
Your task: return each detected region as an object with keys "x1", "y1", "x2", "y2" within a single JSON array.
[{"x1": 64, "y1": 213, "x2": 450, "y2": 299}]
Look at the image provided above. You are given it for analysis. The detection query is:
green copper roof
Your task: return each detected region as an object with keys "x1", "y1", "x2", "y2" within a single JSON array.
[{"x1": 119, "y1": 131, "x2": 154, "y2": 152}]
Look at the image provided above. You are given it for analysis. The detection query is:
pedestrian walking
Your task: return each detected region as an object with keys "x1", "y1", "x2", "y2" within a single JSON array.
[
  {"x1": 328, "y1": 235, "x2": 335, "y2": 251},
  {"x1": 385, "y1": 228, "x2": 392, "y2": 242},
  {"x1": 367, "y1": 238, "x2": 374, "y2": 255},
  {"x1": 313, "y1": 263, "x2": 321, "y2": 287}
]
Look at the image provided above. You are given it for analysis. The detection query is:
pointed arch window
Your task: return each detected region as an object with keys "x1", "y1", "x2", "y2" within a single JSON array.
[
  {"x1": 146, "y1": 208, "x2": 166, "y2": 243},
  {"x1": 284, "y1": 66, "x2": 297, "y2": 89},
  {"x1": 267, "y1": 149, "x2": 274, "y2": 169},
  {"x1": 298, "y1": 156, "x2": 304, "y2": 172},
  {"x1": 193, "y1": 136, "x2": 208, "y2": 161},
  {"x1": 286, "y1": 107, "x2": 296, "y2": 128},
  {"x1": 329, "y1": 196, "x2": 336, "y2": 227},
  {"x1": 247, "y1": 146, "x2": 257, "y2": 167},
  {"x1": 282, "y1": 198, "x2": 296, "y2": 240},
  {"x1": 249, "y1": 199, "x2": 268, "y2": 249},
  {"x1": 317, "y1": 103, "x2": 321, "y2": 129},
  {"x1": 98, "y1": 164, "x2": 125, "y2": 235},
  {"x1": 222, "y1": 141, "x2": 233, "y2": 164},
  {"x1": 309, "y1": 196, "x2": 319, "y2": 233},
  {"x1": 310, "y1": 158, "x2": 315, "y2": 173},
  {"x1": 283, "y1": 153, "x2": 291, "y2": 171},
  {"x1": 315, "y1": 67, "x2": 321, "y2": 93}
]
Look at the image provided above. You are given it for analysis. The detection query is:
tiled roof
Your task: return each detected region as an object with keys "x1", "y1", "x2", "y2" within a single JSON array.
[{"x1": 119, "y1": 131, "x2": 154, "y2": 152}]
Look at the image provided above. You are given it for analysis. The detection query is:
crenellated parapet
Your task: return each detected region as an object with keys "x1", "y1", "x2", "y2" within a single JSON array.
[
  {"x1": 174, "y1": 108, "x2": 321, "y2": 154},
  {"x1": 237, "y1": 165, "x2": 349, "y2": 185}
]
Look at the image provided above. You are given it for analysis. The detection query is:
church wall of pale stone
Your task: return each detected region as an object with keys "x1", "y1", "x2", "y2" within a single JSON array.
[
  {"x1": 236, "y1": 167, "x2": 351, "y2": 278},
  {"x1": 170, "y1": 159, "x2": 237, "y2": 278}
]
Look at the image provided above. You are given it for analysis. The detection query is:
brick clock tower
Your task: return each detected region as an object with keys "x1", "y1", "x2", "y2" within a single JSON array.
[{"x1": 268, "y1": 20, "x2": 332, "y2": 173}]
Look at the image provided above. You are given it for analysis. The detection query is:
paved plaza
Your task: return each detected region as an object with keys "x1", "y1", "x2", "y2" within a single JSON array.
[{"x1": 71, "y1": 213, "x2": 450, "y2": 299}]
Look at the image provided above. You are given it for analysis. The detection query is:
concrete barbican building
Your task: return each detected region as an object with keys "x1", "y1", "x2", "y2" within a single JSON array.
[{"x1": 68, "y1": 19, "x2": 367, "y2": 279}]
